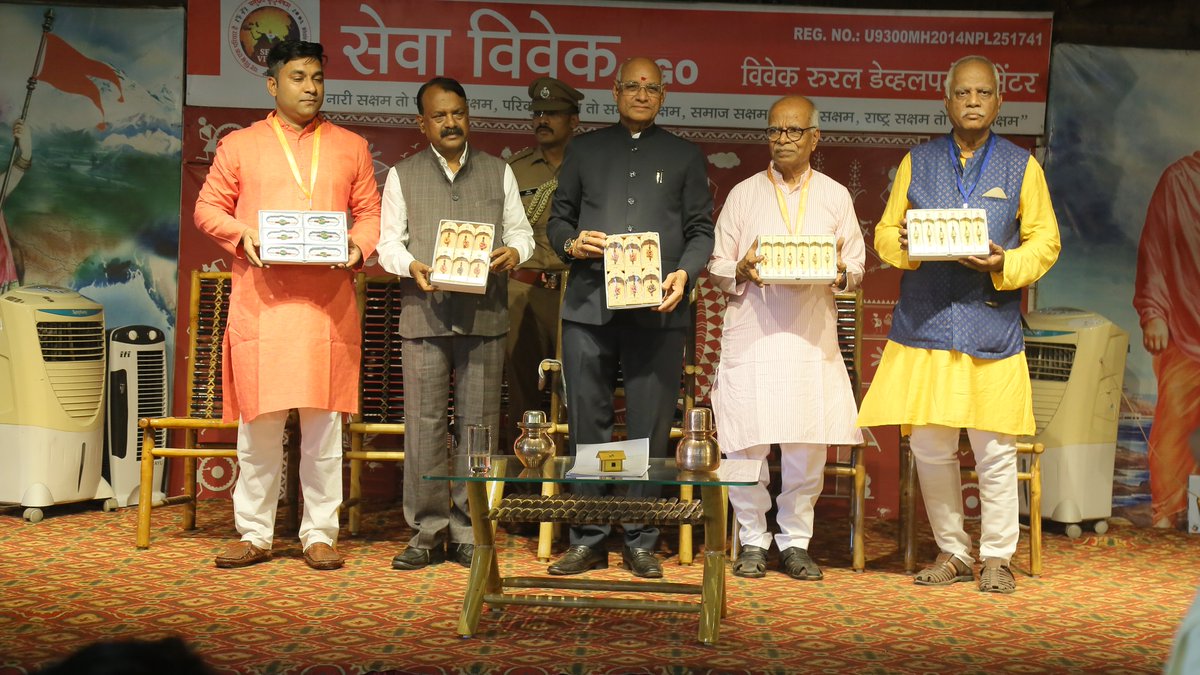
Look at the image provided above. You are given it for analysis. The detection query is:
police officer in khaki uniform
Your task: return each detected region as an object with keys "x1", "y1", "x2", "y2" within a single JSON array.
[{"x1": 504, "y1": 77, "x2": 584, "y2": 449}]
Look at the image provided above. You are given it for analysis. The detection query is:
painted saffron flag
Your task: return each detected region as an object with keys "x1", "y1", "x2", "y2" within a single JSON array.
[{"x1": 38, "y1": 34, "x2": 124, "y2": 129}]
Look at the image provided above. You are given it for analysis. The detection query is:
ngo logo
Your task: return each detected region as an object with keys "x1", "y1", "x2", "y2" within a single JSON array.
[{"x1": 228, "y1": 0, "x2": 311, "y2": 76}]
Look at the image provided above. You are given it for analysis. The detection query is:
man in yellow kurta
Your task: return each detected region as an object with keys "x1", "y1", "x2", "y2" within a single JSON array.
[
  {"x1": 194, "y1": 41, "x2": 381, "y2": 571},
  {"x1": 857, "y1": 55, "x2": 1059, "y2": 593}
]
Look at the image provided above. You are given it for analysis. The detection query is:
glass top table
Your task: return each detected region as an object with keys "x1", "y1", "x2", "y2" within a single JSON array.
[{"x1": 422, "y1": 456, "x2": 760, "y2": 644}]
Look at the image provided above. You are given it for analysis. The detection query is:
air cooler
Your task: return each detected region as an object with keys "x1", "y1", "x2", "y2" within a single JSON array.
[
  {"x1": 0, "y1": 285, "x2": 115, "y2": 521},
  {"x1": 1021, "y1": 307, "x2": 1128, "y2": 538},
  {"x1": 105, "y1": 325, "x2": 168, "y2": 507}
]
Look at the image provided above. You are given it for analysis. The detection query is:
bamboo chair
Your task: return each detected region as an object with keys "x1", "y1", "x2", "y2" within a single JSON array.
[
  {"x1": 676, "y1": 287, "x2": 700, "y2": 564},
  {"x1": 343, "y1": 275, "x2": 405, "y2": 535},
  {"x1": 136, "y1": 271, "x2": 299, "y2": 549},
  {"x1": 532, "y1": 276, "x2": 569, "y2": 562},
  {"x1": 899, "y1": 438, "x2": 1045, "y2": 577}
]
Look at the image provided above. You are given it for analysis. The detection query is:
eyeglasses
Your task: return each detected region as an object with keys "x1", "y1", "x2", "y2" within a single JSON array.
[
  {"x1": 765, "y1": 126, "x2": 817, "y2": 141},
  {"x1": 531, "y1": 110, "x2": 568, "y2": 119},
  {"x1": 616, "y1": 81, "x2": 665, "y2": 98}
]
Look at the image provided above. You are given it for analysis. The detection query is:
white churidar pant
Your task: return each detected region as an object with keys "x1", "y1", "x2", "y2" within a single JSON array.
[
  {"x1": 726, "y1": 443, "x2": 827, "y2": 551},
  {"x1": 909, "y1": 424, "x2": 1018, "y2": 565},
  {"x1": 233, "y1": 408, "x2": 342, "y2": 550}
]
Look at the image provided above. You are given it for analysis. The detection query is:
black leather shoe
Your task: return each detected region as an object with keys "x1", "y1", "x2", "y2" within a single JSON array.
[
  {"x1": 450, "y1": 543, "x2": 475, "y2": 567},
  {"x1": 621, "y1": 546, "x2": 663, "y2": 579},
  {"x1": 391, "y1": 546, "x2": 444, "y2": 570},
  {"x1": 548, "y1": 545, "x2": 608, "y2": 575}
]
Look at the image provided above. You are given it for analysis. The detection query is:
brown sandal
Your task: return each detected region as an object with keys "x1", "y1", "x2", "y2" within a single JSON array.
[
  {"x1": 979, "y1": 557, "x2": 1017, "y2": 594},
  {"x1": 913, "y1": 552, "x2": 973, "y2": 586}
]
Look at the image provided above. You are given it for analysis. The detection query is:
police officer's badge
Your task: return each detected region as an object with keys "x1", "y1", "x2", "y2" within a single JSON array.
[{"x1": 540, "y1": 86, "x2": 550, "y2": 99}]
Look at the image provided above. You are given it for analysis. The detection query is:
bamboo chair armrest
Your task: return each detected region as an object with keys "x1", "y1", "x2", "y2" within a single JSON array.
[
  {"x1": 346, "y1": 421, "x2": 406, "y2": 434},
  {"x1": 139, "y1": 417, "x2": 237, "y2": 431}
]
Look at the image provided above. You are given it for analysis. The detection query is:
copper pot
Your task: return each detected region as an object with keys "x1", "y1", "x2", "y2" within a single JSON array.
[
  {"x1": 675, "y1": 407, "x2": 720, "y2": 472},
  {"x1": 513, "y1": 410, "x2": 555, "y2": 469}
]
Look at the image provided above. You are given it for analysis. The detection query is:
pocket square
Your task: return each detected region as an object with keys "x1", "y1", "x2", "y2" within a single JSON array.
[{"x1": 982, "y1": 187, "x2": 1008, "y2": 199}]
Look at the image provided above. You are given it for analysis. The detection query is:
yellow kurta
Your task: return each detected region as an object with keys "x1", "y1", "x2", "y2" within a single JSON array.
[
  {"x1": 194, "y1": 112, "x2": 381, "y2": 423},
  {"x1": 857, "y1": 150, "x2": 1060, "y2": 436}
]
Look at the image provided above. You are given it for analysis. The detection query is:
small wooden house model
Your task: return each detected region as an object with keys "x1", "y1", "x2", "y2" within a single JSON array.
[{"x1": 597, "y1": 450, "x2": 627, "y2": 473}]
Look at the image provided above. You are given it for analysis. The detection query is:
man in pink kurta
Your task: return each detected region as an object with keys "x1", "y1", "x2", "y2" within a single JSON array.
[
  {"x1": 1134, "y1": 151, "x2": 1200, "y2": 528},
  {"x1": 708, "y1": 96, "x2": 864, "y2": 581},
  {"x1": 194, "y1": 41, "x2": 380, "y2": 570}
]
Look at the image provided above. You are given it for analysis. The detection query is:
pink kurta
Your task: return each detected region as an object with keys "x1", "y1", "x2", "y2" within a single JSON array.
[
  {"x1": 194, "y1": 112, "x2": 381, "y2": 423},
  {"x1": 709, "y1": 167, "x2": 865, "y2": 451}
]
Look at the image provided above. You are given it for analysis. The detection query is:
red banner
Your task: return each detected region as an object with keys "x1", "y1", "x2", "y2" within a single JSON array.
[{"x1": 188, "y1": 0, "x2": 1051, "y2": 134}]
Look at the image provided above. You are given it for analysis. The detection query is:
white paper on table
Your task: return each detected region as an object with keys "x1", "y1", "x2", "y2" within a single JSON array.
[{"x1": 566, "y1": 437, "x2": 650, "y2": 479}]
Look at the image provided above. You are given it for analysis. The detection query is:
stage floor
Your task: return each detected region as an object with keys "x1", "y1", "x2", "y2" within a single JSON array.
[{"x1": 0, "y1": 499, "x2": 1194, "y2": 674}]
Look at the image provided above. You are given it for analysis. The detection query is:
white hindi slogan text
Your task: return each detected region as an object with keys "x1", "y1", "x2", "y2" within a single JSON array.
[{"x1": 341, "y1": 4, "x2": 624, "y2": 83}]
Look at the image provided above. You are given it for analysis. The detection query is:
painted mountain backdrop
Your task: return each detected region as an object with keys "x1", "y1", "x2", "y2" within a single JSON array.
[{"x1": 0, "y1": 5, "x2": 184, "y2": 340}]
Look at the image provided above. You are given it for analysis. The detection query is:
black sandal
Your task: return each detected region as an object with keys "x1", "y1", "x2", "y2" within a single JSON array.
[
  {"x1": 779, "y1": 547, "x2": 823, "y2": 581},
  {"x1": 732, "y1": 545, "x2": 768, "y2": 578}
]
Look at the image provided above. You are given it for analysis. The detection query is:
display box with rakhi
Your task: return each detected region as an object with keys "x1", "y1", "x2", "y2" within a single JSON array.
[
  {"x1": 756, "y1": 233, "x2": 837, "y2": 284},
  {"x1": 905, "y1": 208, "x2": 990, "y2": 261},
  {"x1": 430, "y1": 220, "x2": 494, "y2": 294},
  {"x1": 603, "y1": 232, "x2": 663, "y2": 309},
  {"x1": 259, "y1": 210, "x2": 349, "y2": 264}
]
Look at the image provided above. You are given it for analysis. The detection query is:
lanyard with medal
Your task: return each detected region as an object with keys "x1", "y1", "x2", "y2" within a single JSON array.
[
  {"x1": 271, "y1": 114, "x2": 322, "y2": 209},
  {"x1": 948, "y1": 133, "x2": 995, "y2": 207}
]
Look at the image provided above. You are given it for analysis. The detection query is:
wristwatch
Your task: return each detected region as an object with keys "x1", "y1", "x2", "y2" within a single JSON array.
[{"x1": 563, "y1": 236, "x2": 577, "y2": 259}]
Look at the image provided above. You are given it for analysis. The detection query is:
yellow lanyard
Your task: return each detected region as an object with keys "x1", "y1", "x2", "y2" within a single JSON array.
[
  {"x1": 271, "y1": 114, "x2": 322, "y2": 208},
  {"x1": 766, "y1": 165, "x2": 812, "y2": 235}
]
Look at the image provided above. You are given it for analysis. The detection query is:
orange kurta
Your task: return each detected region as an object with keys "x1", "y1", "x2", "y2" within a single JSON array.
[{"x1": 194, "y1": 112, "x2": 381, "y2": 423}]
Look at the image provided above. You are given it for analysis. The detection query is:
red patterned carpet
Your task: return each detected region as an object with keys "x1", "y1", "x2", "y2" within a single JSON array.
[{"x1": 0, "y1": 500, "x2": 1195, "y2": 674}]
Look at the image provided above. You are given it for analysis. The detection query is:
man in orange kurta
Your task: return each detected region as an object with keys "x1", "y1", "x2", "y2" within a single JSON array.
[{"x1": 194, "y1": 41, "x2": 380, "y2": 570}]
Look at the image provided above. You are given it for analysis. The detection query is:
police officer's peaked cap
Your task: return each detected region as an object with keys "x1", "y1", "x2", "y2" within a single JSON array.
[{"x1": 528, "y1": 77, "x2": 584, "y2": 112}]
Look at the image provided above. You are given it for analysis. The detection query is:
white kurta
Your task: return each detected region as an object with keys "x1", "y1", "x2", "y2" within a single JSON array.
[{"x1": 709, "y1": 166, "x2": 865, "y2": 451}]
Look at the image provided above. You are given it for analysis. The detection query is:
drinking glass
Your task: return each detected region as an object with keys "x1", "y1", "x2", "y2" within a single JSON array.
[{"x1": 466, "y1": 424, "x2": 492, "y2": 475}]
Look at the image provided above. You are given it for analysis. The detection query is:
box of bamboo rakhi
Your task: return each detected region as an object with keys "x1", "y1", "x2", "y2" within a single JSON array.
[
  {"x1": 603, "y1": 232, "x2": 663, "y2": 309},
  {"x1": 259, "y1": 210, "x2": 349, "y2": 264},
  {"x1": 905, "y1": 208, "x2": 990, "y2": 261},
  {"x1": 430, "y1": 219, "x2": 494, "y2": 294},
  {"x1": 756, "y1": 233, "x2": 838, "y2": 284}
]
